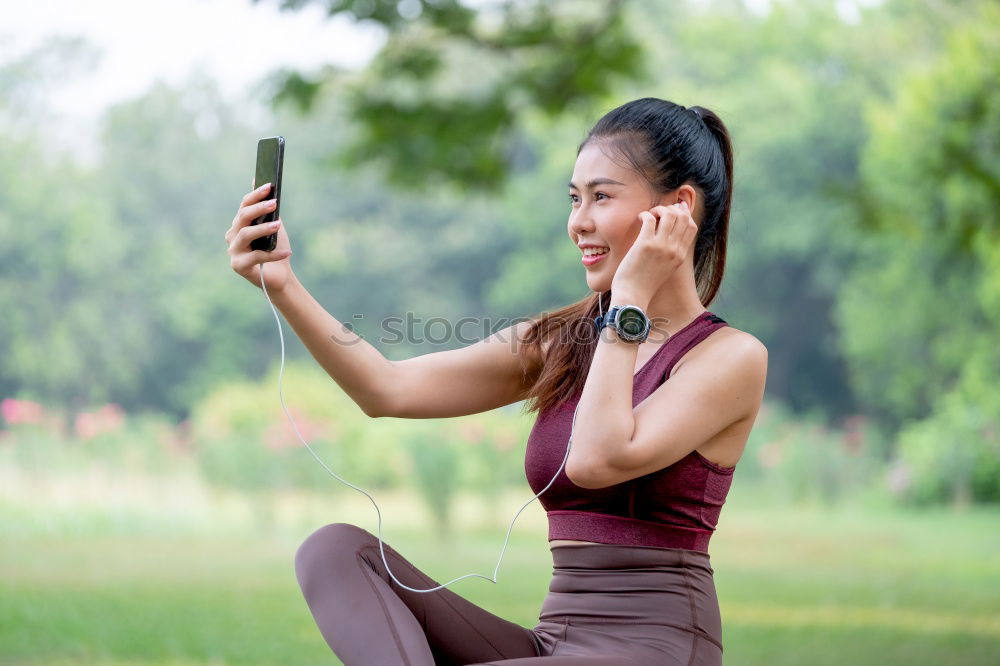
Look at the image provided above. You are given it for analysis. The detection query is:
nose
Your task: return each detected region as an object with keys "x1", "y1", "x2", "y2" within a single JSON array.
[{"x1": 567, "y1": 205, "x2": 594, "y2": 239}]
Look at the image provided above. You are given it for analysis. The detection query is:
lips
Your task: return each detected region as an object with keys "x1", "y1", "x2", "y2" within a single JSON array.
[{"x1": 582, "y1": 249, "x2": 609, "y2": 266}]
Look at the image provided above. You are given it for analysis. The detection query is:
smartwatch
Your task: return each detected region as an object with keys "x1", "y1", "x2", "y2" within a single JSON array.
[{"x1": 594, "y1": 304, "x2": 651, "y2": 343}]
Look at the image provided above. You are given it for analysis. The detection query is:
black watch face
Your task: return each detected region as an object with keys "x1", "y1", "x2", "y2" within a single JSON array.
[{"x1": 617, "y1": 307, "x2": 648, "y2": 338}]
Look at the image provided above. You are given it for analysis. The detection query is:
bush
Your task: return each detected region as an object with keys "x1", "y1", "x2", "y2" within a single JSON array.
[
  {"x1": 187, "y1": 360, "x2": 535, "y2": 510},
  {"x1": 892, "y1": 389, "x2": 1000, "y2": 507},
  {"x1": 402, "y1": 419, "x2": 461, "y2": 539},
  {"x1": 1, "y1": 398, "x2": 189, "y2": 478},
  {"x1": 189, "y1": 360, "x2": 407, "y2": 493},
  {"x1": 738, "y1": 401, "x2": 888, "y2": 506}
]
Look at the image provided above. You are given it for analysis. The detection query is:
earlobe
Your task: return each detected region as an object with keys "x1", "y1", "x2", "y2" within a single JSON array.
[{"x1": 674, "y1": 185, "x2": 698, "y2": 215}]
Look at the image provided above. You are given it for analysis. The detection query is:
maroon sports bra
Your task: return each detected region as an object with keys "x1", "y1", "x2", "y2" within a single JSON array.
[{"x1": 523, "y1": 310, "x2": 735, "y2": 553}]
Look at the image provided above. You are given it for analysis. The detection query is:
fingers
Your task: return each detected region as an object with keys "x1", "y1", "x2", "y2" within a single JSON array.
[
  {"x1": 648, "y1": 202, "x2": 687, "y2": 219},
  {"x1": 637, "y1": 210, "x2": 657, "y2": 239},
  {"x1": 677, "y1": 201, "x2": 698, "y2": 240},
  {"x1": 241, "y1": 182, "x2": 271, "y2": 207},
  {"x1": 228, "y1": 183, "x2": 275, "y2": 246},
  {"x1": 648, "y1": 202, "x2": 695, "y2": 238},
  {"x1": 230, "y1": 247, "x2": 292, "y2": 274},
  {"x1": 647, "y1": 203, "x2": 678, "y2": 236},
  {"x1": 233, "y1": 195, "x2": 277, "y2": 232},
  {"x1": 232, "y1": 219, "x2": 282, "y2": 249},
  {"x1": 678, "y1": 202, "x2": 698, "y2": 246}
]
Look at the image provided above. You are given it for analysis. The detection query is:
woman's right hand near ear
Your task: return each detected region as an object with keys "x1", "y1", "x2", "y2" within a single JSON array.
[{"x1": 227, "y1": 181, "x2": 295, "y2": 293}]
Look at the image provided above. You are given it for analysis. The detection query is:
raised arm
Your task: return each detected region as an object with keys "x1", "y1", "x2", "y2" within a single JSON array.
[
  {"x1": 378, "y1": 317, "x2": 543, "y2": 419},
  {"x1": 227, "y1": 184, "x2": 542, "y2": 419},
  {"x1": 267, "y1": 275, "x2": 542, "y2": 419}
]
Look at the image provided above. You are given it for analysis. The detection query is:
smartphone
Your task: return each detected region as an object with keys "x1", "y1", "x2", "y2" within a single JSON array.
[{"x1": 251, "y1": 136, "x2": 284, "y2": 252}]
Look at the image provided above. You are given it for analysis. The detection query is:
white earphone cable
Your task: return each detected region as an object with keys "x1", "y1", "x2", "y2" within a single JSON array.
[{"x1": 258, "y1": 260, "x2": 585, "y2": 593}]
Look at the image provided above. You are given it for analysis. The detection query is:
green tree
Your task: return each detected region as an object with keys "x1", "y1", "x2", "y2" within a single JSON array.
[
  {"x1": 840, "y1": 2, "x2": 1000, "y2": 502},
  {"x1": 1, "y1": 37, "x2": 135, "y2": 411},
  {"x1": 254, "y1": 0, "x2": 644, "y2": 191}
]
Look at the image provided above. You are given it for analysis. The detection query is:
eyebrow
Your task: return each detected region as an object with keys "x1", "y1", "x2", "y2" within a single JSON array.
[{"x1": 568, "y1": 177, "x2": 626, "y2": 190}]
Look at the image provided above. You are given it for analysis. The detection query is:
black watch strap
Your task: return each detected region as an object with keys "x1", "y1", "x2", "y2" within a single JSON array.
[{"x1": 593, "y1": 306, "x2": 620, "y2": 333}]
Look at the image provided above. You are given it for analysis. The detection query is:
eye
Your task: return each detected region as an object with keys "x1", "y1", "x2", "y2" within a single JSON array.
[
  {"x1": 568, "y1": 193, "x2": 580, "y2": 205},
  {"x1": 594, "y1": 192, "x2": 609, "y2": 201}
]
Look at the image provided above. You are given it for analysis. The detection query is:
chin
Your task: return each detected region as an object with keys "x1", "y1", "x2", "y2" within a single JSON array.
[{"x1": 586, "y1": 275, "x2": 610, "y2": 294}]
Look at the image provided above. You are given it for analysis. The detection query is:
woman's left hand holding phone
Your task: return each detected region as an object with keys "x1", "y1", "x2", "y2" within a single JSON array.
[{"x1": 226, "y1": 180, "x2": 295, "y2": 293}]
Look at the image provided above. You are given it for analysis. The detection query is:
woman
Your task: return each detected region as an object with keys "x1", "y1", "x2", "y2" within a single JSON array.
[{"x1": 225, "y1": 97, "x2": 768, "y2": 665}]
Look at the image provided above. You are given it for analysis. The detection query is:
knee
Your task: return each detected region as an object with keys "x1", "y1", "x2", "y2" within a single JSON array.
[{"x1": 294, "y1": 522, "x2": 376, "y2": 585}]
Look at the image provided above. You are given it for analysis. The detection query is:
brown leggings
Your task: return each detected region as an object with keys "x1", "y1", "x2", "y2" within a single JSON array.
[{"x1": 294, "y1": 522, "x2": 724, "y2": 665}]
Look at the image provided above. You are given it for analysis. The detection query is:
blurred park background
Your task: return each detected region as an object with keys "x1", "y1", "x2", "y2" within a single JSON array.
[{"x1": 2, "y1": 0, "x2": 999, "y2": 664}]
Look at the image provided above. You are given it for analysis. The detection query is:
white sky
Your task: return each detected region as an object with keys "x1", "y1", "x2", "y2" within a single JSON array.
[{"x1": 0, "y1": 0, "x2": 385, "y2": 161}]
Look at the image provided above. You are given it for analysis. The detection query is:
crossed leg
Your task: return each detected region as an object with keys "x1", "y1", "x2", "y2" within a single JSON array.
[{"x1": 294, "y1": 522, "x2": 544, "y2": 665}]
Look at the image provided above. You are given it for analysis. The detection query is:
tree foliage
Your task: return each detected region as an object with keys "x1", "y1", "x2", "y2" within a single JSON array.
[
  {"x1": 254, "y1": 0, "x2": 644, "y2": 190},
  {"x1": 839, "y1": 2, "x2": 1000, "y2": 502},
  {"x1": 3, "y1": 0, "x2": 999, "y2": 505}
]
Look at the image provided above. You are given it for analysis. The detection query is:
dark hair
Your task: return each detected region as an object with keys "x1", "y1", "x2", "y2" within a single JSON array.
[{"x1": 516, "y1": 97, "x2": 734, "y2": 416}]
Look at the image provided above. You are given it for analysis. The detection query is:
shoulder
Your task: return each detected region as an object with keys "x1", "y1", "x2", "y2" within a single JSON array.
[
  {"x1": 720, "y1": 326, "x2": 768, "y2": 364},
  {"x1": 667, "y1": 325, "x2": 768, "y2": 425},
  {"x1": 706, "y1": 326, "x2": 768, "y2": 374},
  {"x1": 672, "y1": 325, "x2": 768, "y2": 381}
]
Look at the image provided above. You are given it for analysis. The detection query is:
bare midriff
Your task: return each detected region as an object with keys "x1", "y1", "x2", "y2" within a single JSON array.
[{"x1": 550, "y1": 539, "x2": 599, "y2": 547}]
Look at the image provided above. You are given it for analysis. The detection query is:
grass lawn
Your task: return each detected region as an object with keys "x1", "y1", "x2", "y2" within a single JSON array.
[{"x1": 1, "y1": 481, "x2": 998, "y2": 665}]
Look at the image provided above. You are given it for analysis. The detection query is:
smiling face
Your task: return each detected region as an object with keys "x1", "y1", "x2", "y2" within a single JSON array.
[{"x1": 567, "y1": 140, "x2": 665, "y2": 292}]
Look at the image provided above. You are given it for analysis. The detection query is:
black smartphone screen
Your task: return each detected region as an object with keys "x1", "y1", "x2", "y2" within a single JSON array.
[{"x1": 251, "y1": 136, "x2": 284, "y2": 252}]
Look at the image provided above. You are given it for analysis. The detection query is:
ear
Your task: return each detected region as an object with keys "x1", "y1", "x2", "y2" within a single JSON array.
[{"x1": 657, "y1": 184, "x2": 700, "y2": 225}]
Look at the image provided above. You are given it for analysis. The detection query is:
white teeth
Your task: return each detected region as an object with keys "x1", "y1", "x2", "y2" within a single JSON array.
[{"x1": 583, "y1": 247, "x2": 609, "y2": 256}]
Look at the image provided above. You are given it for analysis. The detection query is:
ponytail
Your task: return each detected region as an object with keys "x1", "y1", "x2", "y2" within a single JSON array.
[{"x1": 687, "y1": 105, "x2": 733, "y2": 307}]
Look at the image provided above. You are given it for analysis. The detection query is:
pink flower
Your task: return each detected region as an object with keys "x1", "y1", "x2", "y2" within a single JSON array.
[
  {"x1": 263, "y1": 408, "x2": 334, "y2": 451},
  {"x1": 2, "y1": 398, "x2": 45, "y2": 425},
  {"x1": 74, "y1": 403, "x2": 126, "y2": 441},
  {"x1": 75, "y1": 412, "x2": 99, "y2": 440}
]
